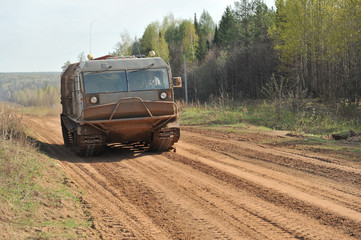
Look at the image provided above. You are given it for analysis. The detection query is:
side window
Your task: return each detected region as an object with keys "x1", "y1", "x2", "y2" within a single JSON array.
[{"x1": 159, "y1": 69, "x2": 170, "y2": 88}]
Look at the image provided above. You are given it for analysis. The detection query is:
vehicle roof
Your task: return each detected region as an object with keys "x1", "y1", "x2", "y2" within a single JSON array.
[{"x1": 79, "y1": 57, "x2": 168, "y2": 72}]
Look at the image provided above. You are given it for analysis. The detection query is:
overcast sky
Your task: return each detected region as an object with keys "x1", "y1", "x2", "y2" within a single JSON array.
[{"x1": 0, "y1": 0, "x2": 275, "y2": 72}]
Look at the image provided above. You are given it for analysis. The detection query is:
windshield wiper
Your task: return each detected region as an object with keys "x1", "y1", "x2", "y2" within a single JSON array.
[
  {"x1": 87, "y1": 66, "x2": 112, "y2": 75},
  {"x1": 128, "y1": 63, "x2": 155, "y2": 73}
]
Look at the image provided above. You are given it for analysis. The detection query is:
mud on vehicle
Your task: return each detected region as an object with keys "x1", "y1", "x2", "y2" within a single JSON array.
[{"x1": 60, "y1": 55, "x2": 182, "y2": 156}]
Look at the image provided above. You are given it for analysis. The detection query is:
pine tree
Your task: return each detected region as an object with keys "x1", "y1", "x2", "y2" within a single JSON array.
[
  {"x1": 213, "y1": 25, "x2": 221, "y2": 46},
  {"x1": 194, "y1": 12, "x2": 208, "y2": 62},
  {"x1": 196, "y1": 34, "x2": 207, "y2": 62},
  {"x1": 194, "y1": 13, "x2": 199, "y2": 35},
  {"x1": 218, "y1": 6, "x2": 239, "y2": 48}
]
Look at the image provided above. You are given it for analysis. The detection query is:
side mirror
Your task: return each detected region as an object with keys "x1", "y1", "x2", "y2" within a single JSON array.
[{"x1": 172, "y1": 77, "x2": 182, "y2": 88}]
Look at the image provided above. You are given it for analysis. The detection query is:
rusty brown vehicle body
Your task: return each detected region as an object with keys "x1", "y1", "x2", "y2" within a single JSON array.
[{"x1": 60, "y1": 55, "x2": 182, "y2": 156}]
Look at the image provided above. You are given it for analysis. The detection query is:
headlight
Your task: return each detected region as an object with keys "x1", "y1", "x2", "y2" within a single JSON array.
[
  {"x1": 90, "y1": 96, "x2": 98, "y2": 104},
  {"x1": 160, "y1": 92, "x2": 167, "y2": 100}
]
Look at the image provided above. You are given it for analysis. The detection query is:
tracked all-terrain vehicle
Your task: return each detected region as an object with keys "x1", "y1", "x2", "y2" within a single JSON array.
[{"x1": 60, "y1": 54, "x2": 182, "y2": 156}]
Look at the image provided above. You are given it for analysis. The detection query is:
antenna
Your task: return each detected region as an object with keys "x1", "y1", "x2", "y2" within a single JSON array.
[
  {"x1": 89, "y1": 19, "x2": 98, "y2": 54},
  {"x1": 137, "y1": 46, "x2": 141, "y2": 55}
]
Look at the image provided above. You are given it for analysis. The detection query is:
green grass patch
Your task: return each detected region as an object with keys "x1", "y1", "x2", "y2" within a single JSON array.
[
  {"x1": 0, "y1": 103, "x2": 95, "y2": 239},
  {"x1": 179, "y1": 100, "x2": 361, "y2": 160},
  {"x1": 353, "y1": 148, "x2": 361, "y2": 154},
  {"x1": 180, "y1": 101, "x2": 361, "y2": 136},
  {"x1": 0, "y1": 138, "x2": 93, "y2": 239},
  {"x1": 180, "y1": 107, "x2": 246, "y2": 126},
  {"x1": 0, "y1": 140, "x2": 41, "y2": 212}
]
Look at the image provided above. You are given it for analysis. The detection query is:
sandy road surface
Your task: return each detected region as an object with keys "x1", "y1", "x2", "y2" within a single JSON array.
[{"x1": 25, "y1": 115, "x2": 361, "y2": 239}]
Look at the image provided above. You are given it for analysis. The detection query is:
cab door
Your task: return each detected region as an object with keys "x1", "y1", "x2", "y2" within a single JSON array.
[{"x1": 71, "y1": 73, "x2": 83, "y2": 119}]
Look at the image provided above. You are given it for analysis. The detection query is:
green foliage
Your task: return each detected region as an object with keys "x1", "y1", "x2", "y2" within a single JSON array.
[
  {"x1": 270, "y1": 0, "x2": 361, "y2": 101},
  {"x1": 179, "y1": 20, "x2": 199, "y2": 63},
  {"x1": 199, "y1": 10, "x2": 216, "y2": 42},
  {"x1": 213, "y1": 26, "x2": 221, "y2": 46},
  {"x1": 218, "y1": 6, "x2": 239, "y2": 48},
  {"x1": 195, "y1": 34, "x2": 208, "y2": 62},
  {"x1": 140, "y1": 22, "x2": 170, "y2": 61},
  {"x1": 164, "y1": 14, "x2": 183, "y2": 44},
  {"x1": 186, "y1": 1, "x2": 277, "y2": 101},
  {"x1": 107, "y1": 0, "x2": 360, "y2": 119},
  {"x1": 251, "y1": 0, "x2": 274, "y2": 43},
  {"x1": 194, "y1": 10, "x2": 215, "y2": 63}
]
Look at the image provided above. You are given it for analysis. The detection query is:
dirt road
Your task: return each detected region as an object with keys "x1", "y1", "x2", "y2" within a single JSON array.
[{"x1": 26, "y1": 115, "x2": 361, "y2": 239}]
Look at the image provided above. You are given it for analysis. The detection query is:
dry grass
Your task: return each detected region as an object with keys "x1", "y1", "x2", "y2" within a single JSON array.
[
  {"x1": 0, "y1": 103, "x2": 96, "y2": 239},
  {"x1": 0, "y1": 103, "x2": 27, "y2": 143},
  {"x1": 19, "y1": 105, "x2": 62, "y2": 117}
]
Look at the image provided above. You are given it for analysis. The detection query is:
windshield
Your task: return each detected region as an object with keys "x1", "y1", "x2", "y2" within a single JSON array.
[
  {"x1": 83, "y1": 71, "x2": 127, "y2": 94},
  {"x1": 83, "y1": 68, "x2": 170, "y2": 94},
  {"x1": 128, "y1": 69, "x2": 170, "y2": 91}
]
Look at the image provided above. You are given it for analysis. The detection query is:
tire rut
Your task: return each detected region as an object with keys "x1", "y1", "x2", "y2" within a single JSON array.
[
  {"x1": 180, "y1": 131, "x2": 361, "y2": 186},
  {"x1": 166, "y1": 147, "x2": 361, "y2": 239},
  {"x1": 177, "y1": 142, "x2": 361, "y2": 212},
  {"x1": 25, "y1": 116, "x2": 361, "y2": 239}
]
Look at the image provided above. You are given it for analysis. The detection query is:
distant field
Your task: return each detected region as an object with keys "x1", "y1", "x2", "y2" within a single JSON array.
[
  {"x1": 0, "y1": 72, "x2": 60, "y2": 85},
  {"x1": 0, "y1": 72, "x2": 61, "y2": 106},
  {"x1": 0, "y1": 72, "x2": 60, "y2": 101}
]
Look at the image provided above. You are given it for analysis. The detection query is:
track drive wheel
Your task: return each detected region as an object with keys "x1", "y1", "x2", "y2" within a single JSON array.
[
  {"x1": 72, "y1": 133, "x2": 105, "y2": 157},
  {"x1": 149, "y1": 128, "x2": 179, "y2": 152}
]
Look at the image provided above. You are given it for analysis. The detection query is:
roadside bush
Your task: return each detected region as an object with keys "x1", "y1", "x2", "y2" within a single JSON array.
[{"x1": 0, "y1": 103, "x2": 26, "y2": 142}]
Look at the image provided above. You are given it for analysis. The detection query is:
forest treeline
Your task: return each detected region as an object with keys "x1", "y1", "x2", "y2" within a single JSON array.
[
  {"x1": 113, "y1": 0, "x2": 361, "y2": 105},
  {"x1": 0, "y1": 73, "x2": 60, "y2": 107},
  {"x1": 2, "y1": 0, "x2": 360, "y2": 110}
]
